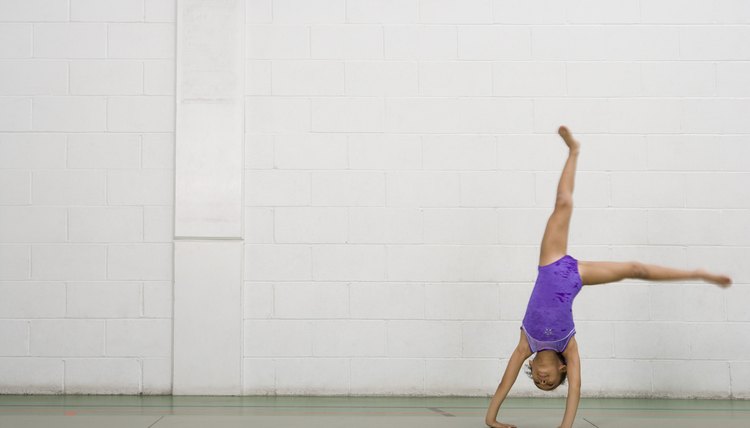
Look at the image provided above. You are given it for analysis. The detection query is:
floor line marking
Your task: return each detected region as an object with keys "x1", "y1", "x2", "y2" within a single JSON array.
[
  {"x1": 583, "y1": 417, "x2": 600, "y2": 428},
  {"x1": 147, "y1": 415, "x2": 165, "y2": 428},
  {"x1": 427, "y1": 407, "x2": 456, "y2": 417}
]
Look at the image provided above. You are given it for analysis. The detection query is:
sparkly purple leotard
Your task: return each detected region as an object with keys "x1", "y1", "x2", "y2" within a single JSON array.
[{"x1": 521, "y1": 254, "x2": 582, "y2": 353}]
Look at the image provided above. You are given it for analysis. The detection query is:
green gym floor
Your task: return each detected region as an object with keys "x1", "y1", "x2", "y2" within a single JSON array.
[{"x1": 0, "y1": 395, "x2": 748, "y2": 428}]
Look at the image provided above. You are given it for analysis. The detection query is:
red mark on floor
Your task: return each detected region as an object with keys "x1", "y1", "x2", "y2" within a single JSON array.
[{"x1": 64, "y1": 410, "x2": 76, "y2": 416}]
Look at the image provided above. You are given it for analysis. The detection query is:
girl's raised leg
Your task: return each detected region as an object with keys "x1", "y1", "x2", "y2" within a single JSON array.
[
  {"x1": 578, "y1": 260, "x2": 732, "y2": 288},
  {"x1": 539, "y1": 126, "x2": 581, "y2": 266}
]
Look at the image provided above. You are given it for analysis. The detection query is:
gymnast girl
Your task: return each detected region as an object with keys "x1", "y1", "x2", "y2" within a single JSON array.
[{"x1": 484, "y1": 126, "x2": 733, "y2": 428}]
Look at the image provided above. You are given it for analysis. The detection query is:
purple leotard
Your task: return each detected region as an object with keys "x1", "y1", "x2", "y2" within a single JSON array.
[{"x1": 521, "y1": 254, "x2": 582, "y2": 353}]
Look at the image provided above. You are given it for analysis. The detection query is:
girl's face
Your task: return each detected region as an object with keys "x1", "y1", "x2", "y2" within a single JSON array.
[
  {"x1": 531, "y1": 363, "x2": 562, "y2": 390},
  {"x1": 530, "y1": 352, "x2": 566, "y2": 390}
]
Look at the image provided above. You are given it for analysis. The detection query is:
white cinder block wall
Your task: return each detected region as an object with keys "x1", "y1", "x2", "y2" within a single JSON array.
[
  {"x1": 0, "y1": 0, "x2": 175, "y2": 394},
  {"x1": 1, "y1": 0, "x2": 749, "y2": 398}
]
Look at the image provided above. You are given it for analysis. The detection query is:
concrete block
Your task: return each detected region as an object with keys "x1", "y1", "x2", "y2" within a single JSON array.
[
  {"x1": 246, "y1": 25, "x2": 309, "y2": 59},
  {"x1": 731, "y1": 361, "x2": 750, "y2": 398},
  {"x1": 244, "y1": 171, "x2": 310, "y2": 206},
  {"x1": 566, "y1": 0, "x2": 639, "y2": 23},
  {"x1": 0, "y1": 0, "x2": 68, "y2": 21},
  {"x1": 311, "y1": 171, "x2": 385, "y2": 206},
  {"x1": 493, "y1": 61, "x2": 565, "y2": 96},
  {"x1": 244, "y1": 320, "x2": 312, "y2": 356},
  {"x1": 387, "y1": 320, "x2": 461, "y2": 357},
  {"x1": 566, "y1": 62, "x2": 640, "y2": 97},
  {"x1": 245, "y1": 60, "x2": 272, "y2": 95},
  {"x1": 107, "y1": 243, "x2": 172, "y2": 280},
  {"x1": 348, "y1": 134, "x2": 421, "y2": 170},
  {"x1": 245, "y1": 0, "x2": 272, "y2": 24},
  {"x1": 70, "y1": 60, "x2": 144, "y2": 95},
  {"x1": 573, "y1": 322, "x2": 615, "y2": 358},
  {"x1": 312, "y1": 320, "x2": 386, "y2": 357},
  {"x1": 387, "y1": 171, "x2": 460, "y2": 207},
  {"x1": 720, "y1": 209, "x2": 750, "y2": 246},
  {"x1": 423, "y1": 135, "x2": 496, "y2": 170},
  {"x1": 717, "y1": 62, "x2": 750, "y2": 96},
  {"x1": 141, "y1": 133, "x2": 173, "y2": 169},
  {"x1": 311, "y1": 25, "x2": 383, "y2": 59},
  {"x1": 532, "y1": 26, "x2": 680, "y2": 60},
  {"x1": 275, "y1": 207, "x2": 347, "y2": 244},
  {"x1": 311, "y1": 98, "x2": 384, "y2": 132},
  {"x1": 346, "y1": 0, "x2": 419, "y2": 23},
  {"x1": 610, "y1": 172, "x2": 684, "y2": 208},
  {"x1": 143, "y1": 281, "x2": 172, "y2": 318},
  {"x1": 243, "y1": 282, "x2": 273, "y2": 319},
  {"x1": 107, "y1": 169, "x2": 173, "y2": 205},
  {"x1": 243, "y1": 208, "x2": 274, "y2": 243},
  {"x1": 0, "y1": 24, "x2": 32, "y2": 58},
  {"x1": 142, "y1": 358, "x2": 171, "y2": 394},
  {"x1": 0, "y1": 358, "x2": 63, "y2": 394},
  {"x1": 685, "y1": 172, "x2": 750, "y2": 208},
  {"x1": 386, "y1": 245, "x2": 463, "y2": 282},
  {"x1": 384, "y1": 25, "x2": 457, "y2": 60},
  {"x1": 70, "y1": 0, "x2": 145, "y2": 22},
  {"x1": 0, "y1": 170, "x2": 30, "y2": 204},
  {"x1": 0, "y1": 97, "x2": 30, "y2": 130},
  {"x1": 274, "y1": 283, "x2": 348, "y2": 319},
  {"x1": 0, "y1": 207, "x2": 66, "y2": 243},
  {"x1": 108, "y1": 23, "x2": 175, "y2": 58},
  {"x1": 425, "y1": 358, "x2": 500, "y2": 395},
  {"x1": 0, "y1": 321, "x2": 28, "y2": 356},
  {"x1": 641, "y1": 62, "x2": 715, "y2": 96},
  {"x1": 67, "y1": 282, "x2": 141, "y2": 318},
  {"x1": 107, "y1": 96, "x2": 174, "y2": 132},
  {"x1": 348, "y1": 207, "x2": 423, "y2": 244},
  {"x1": 492, "y1": 0, "x2": 566, "y2": 24},
  {"x1": 145, "y1": 0, "x2": 176, "y2": 22},
  {"x1": 582, "y1": 359, "x2": 652, "y2": 397},
  {"x1": 68, "y1": 207, "x2": 143, "y2": 243},
  {"x1": 30, "y1": 320, "x2": 105, "y2": 357},
  {"x1": 349, "y1": 282, "x2": 425, "y2": 319},
  {"x1": 0, "y1": 60, "x2": 67, "y2": 95},
  {"x1": 312, "y1": 245, "x2": 386, "y2": 281},
  {"x1": 419, "y1": 0, "x2": 492, "y2": 24},
  {"x1": 345, "y1": 61, "x2": 418, "y2": 96},
  {"x1": 144, "y1": 206, "x2": 173, "y2": 242},
  {"x1": 106, "y1": 319, "x2": 171, "y2": 357},
  {"x1": 32, "y1": 96, "x2": 107, "y2": 132},
  {"x1": 0, "y1": 134, "x2": 66, "y2": 169},
  {"x1": 245, "y1": 97, "x2": 310, "y2": 132},
  {"x1": 423, "y1": 208, "x2": 498, "y2": 244},
  {"x1": 652, "y1": 360, "x2": 730, "y2": 398},
  {"x1": 0, "y1": 246, "x2": 31, "y2": 280},
  {"x1": 646, "y1": 209, "x2": 722, "y2": 246},
  {"x1": 575, "y1": 284, "x2": 650, "y2": 321},
  {"x1": 274, "y1": 134, "x2": 347, "y2": 169},
  {"x1": 244, "y1": 134, "x2": 273, "y2": 169},
  {"x1": 244, "y1": 244, "x2": 311, "y2": 281},
  {"x1": 273, "y1": 0, "x2": 345, "y2": 23},
  {"x1": 457, "y1": 26, "x2": 530, "y2": 60},
  {"x1": 32, "y1": 244, "x2": 106, "y2": 280},
  {"x1": 32, "y1": 170, "x2": 105, "y2": 206},
  {"x1": 242, "y1": 358, "x2": 274, "y2": 394},
  {"x1": 144, "y1": 59, "x2": 175, "y2": 95},
  {"x1": 272, "y1": 60, "x2": 344, "y2": 95},
  {"x1": 33, "y1": 23, "x2": 107, "y2": 58},
  {"x1": 274, "y1": 358, "x2": 349, "y2": 394},
  {"x1": 350, "y1": 358, "x2": 424, "y2": 395},
  {"x1": 646, "y1": 135, "x2": 722, "y2": 171},
  {"x1": 679, "y1": 26, "x2": 750, "y2": 60},
  {"x1": 461, "y1": 321, "x2": 517, "y2": 357},
  {"x1": 64, "y1": 358, "x2": 141, "y2": 394},
  {"x1": 641, "y1": 0, "x2": 719, "y2": 23},
  {"x1": 67, "y1": 133, "x2": 141, "y2": 169},
  {"x1": 425, "y1": 283, "x2": 499, "y2": 320},
  {"x1": 460, "y1": 172, "x2": 535, "y2": 207}
]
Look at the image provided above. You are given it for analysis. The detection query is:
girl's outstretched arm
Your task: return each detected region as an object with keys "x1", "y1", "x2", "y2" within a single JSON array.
[
  {"x1": 559, "y1": 337, "x2": 582, "y2": 428},
  {"x1": 485, "y1": 331, "x2": 532, "y2": 428}
]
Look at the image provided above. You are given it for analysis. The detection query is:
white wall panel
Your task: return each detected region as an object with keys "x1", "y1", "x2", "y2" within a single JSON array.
[
  {"x1": 173, "y1": 240, "x2": 242, "y2": 394},
  {"x1": 175, "y1": 0, "x2": 244, "y2": 238}
]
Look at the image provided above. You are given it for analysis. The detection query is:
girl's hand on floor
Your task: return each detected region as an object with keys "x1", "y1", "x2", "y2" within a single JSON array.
[{"x1": 486, "y1": 421, "x2": 517, "y2": 428}]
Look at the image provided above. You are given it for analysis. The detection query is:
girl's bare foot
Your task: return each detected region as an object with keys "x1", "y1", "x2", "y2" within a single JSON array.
[
  {"x1": 697, "y1": 269, "x2": 732, "y2": 288},
  {"x1": 558, "y1": 125, "x2": 580, "y2": 154}
]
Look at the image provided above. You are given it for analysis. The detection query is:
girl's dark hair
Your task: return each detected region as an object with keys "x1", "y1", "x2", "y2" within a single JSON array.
[{"x1": 525, "y1": 352, "x2": 568, "y2": 390}]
